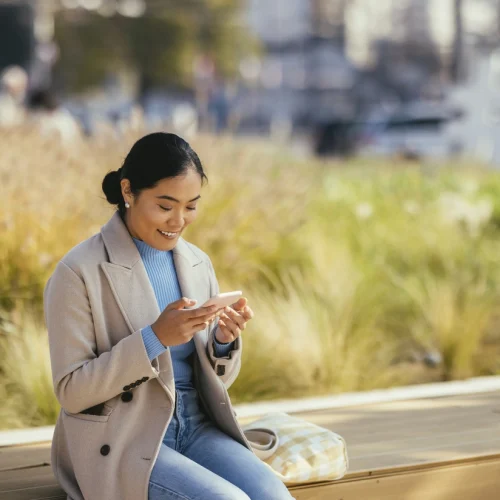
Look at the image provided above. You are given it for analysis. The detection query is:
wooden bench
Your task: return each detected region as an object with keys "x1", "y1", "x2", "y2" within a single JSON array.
[{"x1": 2, "y1": 390, "x2": 500, "y2": 499}]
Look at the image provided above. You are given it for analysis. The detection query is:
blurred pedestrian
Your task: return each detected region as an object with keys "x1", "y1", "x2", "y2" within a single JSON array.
[
  {"x1": 0, "y1": 65, "x2": 28, "y2": 127},
  {"x1": 208, "y1": 76, "x2": 230, "y2": 133},
  {"x1": 27, "y1": 89, "x2": 82, "y2": 144}
]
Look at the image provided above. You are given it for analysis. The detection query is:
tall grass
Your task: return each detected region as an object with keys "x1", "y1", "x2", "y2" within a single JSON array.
[
  {"x1": 0, "y1": 305, "x2": 59, "y2": 428},
  {"x1": 1, "y1": 126, "x2": 500, "y2": 429}
]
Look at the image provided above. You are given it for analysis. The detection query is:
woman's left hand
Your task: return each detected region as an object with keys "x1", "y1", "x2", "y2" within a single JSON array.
[{"x1": 214, "y1": 297, "x2": 254, "y2": 344}]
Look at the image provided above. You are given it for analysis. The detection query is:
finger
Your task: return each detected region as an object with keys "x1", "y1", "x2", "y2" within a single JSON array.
[
  {"x1": 219, "y1": 315, "x2": 241, "y2": 337},
  {"x1": 190, "y1": 324, "x2": 209, "y2": 334},
  {"x1": 190, "y1": 319, "x2": 213, "y2": 332},
  {"x1": 223, "y1": 307, "x2": 246, "y2": 329},
  {"x1": 242, "y1": 305, "x2": 254, "y2": 320},
  {"x1": 187, "y1": 305, "x2": 218, "y2": 320},
  {"x1": 219, "y1": 313, "x2": 245, "y2": 333},
  {"x1": 241, "y1": 312, "x2": 251, "y2": 322},
  {"x1": 237, "y1": 306, "x2": 252, "y2": 322},
  {"x1": 217, "y1": 320, "x2": 234, "y2": 342},
  {"x1": 186, "y1": 312, "x2": 218, "y2": 328},
  {"x1": 230, "y1": 297, "x2": 247, "y2": 311},
  {"x1": 166, "y1": 297, "x2": 197, "y2": 311},
  {"x1": 211, "y1": 306, "x2": 226, "y2": 317}
]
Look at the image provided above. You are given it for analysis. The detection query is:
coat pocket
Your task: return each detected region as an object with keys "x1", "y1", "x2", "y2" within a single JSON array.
[{"x1": 63, "y1": 402, "x2": 114, "y2": 423}]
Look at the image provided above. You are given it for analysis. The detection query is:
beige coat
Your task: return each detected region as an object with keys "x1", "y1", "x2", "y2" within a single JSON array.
[{"x1": 44, "y1": 210, "x2": 253, "y2": 500}]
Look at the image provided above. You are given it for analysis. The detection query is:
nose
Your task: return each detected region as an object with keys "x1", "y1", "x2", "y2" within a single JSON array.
[{"x1": 168, "y1": 212, "x2": 184, "y2": 229}]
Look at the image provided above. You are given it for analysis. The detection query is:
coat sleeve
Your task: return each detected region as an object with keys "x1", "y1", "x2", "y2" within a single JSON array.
[
  {"x1": 205, "y1": 257, "x2": 242, "y2": 389},
  {"x1": 43, "y1": 260, "x2": 161, "y2": 414}
]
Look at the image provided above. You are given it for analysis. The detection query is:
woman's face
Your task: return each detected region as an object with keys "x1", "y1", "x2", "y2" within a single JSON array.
[{"x1": 121, "y1": 168, "x2": 202, "y2": 250}]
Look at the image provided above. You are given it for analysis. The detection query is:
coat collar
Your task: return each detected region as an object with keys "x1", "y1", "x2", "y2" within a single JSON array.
[{"x1": 100, "y1": 211, "x2": 202, "y2": 269}]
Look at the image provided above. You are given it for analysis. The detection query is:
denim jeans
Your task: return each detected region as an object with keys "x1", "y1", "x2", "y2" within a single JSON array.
[{"x1": 148, "y1": 386, "x2": 295, "y2": 500}]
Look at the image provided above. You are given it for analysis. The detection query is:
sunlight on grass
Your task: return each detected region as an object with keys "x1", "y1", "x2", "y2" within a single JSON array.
[
  {"x1": 0, "y1": 305, "x2": 59, "y2": 429},
  {"x1": 2, "y1": 126, "x2": 500, "y2": 428}
]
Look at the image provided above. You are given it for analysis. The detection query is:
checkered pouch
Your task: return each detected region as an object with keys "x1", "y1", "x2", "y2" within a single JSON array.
[{"x1": 242, "y1": 412, "x2": 348, "y2": 485}]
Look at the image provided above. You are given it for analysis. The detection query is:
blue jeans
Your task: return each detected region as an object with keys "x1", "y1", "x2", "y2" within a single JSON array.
[{"x1": 148, "y1": 386, "x2": 295, "y2": 500}]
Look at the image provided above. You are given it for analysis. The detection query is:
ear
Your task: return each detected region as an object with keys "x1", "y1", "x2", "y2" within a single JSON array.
[{"x1": 121, "y1": 179, "x2": 134, "y2": 205}]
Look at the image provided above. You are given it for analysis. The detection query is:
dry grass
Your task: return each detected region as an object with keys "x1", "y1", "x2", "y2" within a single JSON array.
[{"x1": 1, "y1": 125, "x2": 500, "y2": 428}]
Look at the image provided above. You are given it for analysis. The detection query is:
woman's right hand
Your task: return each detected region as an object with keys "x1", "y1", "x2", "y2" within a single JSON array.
[{"x1": 151, "y1": 297, "x2": 218, "y2": 347}]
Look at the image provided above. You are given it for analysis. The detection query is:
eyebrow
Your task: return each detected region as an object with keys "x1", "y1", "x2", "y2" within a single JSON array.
[{"x1": 156, "y1": 195, "x2": 201, "y2": 203}]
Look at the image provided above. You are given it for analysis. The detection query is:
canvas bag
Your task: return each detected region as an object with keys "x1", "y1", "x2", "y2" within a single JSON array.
[{"x1": 241, "y1": 412, "x2": 348, "y2": 485}]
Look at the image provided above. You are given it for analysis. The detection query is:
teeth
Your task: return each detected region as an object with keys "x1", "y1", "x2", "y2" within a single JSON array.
[{"x1": 160, "y1": 230, "x2": 176, "y2": 237}]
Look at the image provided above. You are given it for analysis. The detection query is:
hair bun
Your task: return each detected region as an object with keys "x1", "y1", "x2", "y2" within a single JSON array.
[{"x1": 102, "y1": 170, "x2": 123, "y2": 205}]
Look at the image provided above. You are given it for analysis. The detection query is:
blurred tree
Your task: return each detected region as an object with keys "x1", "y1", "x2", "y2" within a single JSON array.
[
  {"x1": 0, "y1": 3, "x2": 34, "y2": 72},
  {"x1": 53, "y1": 0, "x2": 259, "y2": 95},
  {"x1": 450, "y1": 0, "x2": 464, "y2": 83}
]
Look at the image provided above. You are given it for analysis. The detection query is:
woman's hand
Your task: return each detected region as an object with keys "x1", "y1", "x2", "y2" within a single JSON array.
[
  {"x1": 152, "y1": 297, "x2": 218, "y2": 347},
  {"x1": 214, "y1": 297, "x2": 254, "y2": 344}
]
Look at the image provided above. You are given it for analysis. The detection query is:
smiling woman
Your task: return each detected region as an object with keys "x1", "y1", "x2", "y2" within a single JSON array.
[{"x1": 43, "y1": 131, "x2": 290, "y2": 500}]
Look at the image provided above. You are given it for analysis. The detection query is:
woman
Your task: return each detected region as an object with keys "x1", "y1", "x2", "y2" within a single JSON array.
[{"x1": 44, "y1": 132, "x2": 294, "y2": 500}]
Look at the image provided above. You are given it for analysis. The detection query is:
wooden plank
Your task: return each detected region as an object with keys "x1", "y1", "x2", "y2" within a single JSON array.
[
  {"x1": 4, "y1": 455, "x2": 499, "y2": 500},
  {"x1": 295, "y1": 390, "x2": 500, "y2": 416},
  {"x1": 338, "y1": 417, "x2": 500, "y2": 449},
  {"x1": 321, "y1": 412, "x2": 500, "y2": 445},
  {"x1": 292, "y1": 393, "x2": 500, "y2": 432},
  {"x1": 0, "y1": 445, "x2": 51, "y2": 472},
  {"x1": 300, "y1": 402, "x2": 500, "y2": 434},
  {"x1": 0, "y1": 483, "x2": 65, "y2": 500},
  {"x1": 0, "y1": 467, "x2": 59, "y2": 490},
  {"x1": 349, "y1": 426, "x2": 500, "y2": 455},
  {"x1": 349, "y1": 439, "x2": 500, "y2": 471},
  {"x1": 289, "y1": 391, "x2": 500, "y2": 468},
  {"x1": 288, "y1": 454, "x2": 500, "y2": 500}
]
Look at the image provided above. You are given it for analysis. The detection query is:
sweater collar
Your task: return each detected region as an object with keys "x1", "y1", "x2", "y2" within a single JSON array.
[{"x1": 132, "y1": 236, "x2": 172, "y2": 260}]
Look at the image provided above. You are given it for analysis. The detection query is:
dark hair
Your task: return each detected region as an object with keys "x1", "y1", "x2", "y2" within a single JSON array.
[
  {"x1": 102, "y1": 132, "x2": 207, "y2": 217},
  {"x1": 27, "y1": 89, "x2": 59, "y2": 111}
]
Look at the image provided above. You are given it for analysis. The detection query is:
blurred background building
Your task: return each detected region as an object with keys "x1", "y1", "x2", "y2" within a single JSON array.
[{"x1": 3, "y1": 0, "x2": 500, "y2": 162}]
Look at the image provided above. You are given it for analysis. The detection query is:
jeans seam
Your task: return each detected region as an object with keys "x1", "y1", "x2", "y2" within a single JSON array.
[
  {"x1": 149, "y1": 480, "x2": 192, "y2": 500},
  {"x1": 177, "y1": 390, "x2": 189, "y2": 452}
]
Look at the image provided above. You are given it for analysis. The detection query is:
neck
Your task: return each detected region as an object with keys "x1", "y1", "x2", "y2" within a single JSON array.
[{"x1": 122, "y1": 210, "x2": 141, "y2": 240}]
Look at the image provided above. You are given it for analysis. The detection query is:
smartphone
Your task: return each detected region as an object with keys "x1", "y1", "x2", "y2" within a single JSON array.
[{"x1": 200, "y1": 291, "x2": 243, "y2": 312}]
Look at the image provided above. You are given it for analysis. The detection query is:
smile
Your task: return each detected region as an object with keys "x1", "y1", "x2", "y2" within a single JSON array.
[{"x1": 158, "y1": 230, "x2": 179, "y2": 239}]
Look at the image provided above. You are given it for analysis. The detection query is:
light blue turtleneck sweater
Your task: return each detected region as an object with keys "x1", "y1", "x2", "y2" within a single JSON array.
[{"x1": 133, "y1": 237, "x2": 234, "y2": 390}]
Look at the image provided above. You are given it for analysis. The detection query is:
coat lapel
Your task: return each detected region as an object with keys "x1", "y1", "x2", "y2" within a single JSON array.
[
  {"x1": 99, "y1": 211, "x2": 209, "y2": 396},
  {"x1": 171, "y1": 243, "x2": 211, "y2": 358},
  {"x1": 99, "y1": 211, "x2": 160, "y2": 335}
]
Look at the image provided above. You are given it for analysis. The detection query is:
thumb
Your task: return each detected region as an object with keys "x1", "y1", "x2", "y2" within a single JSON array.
[
  {"x1": 166, "y1": 297, "x2": 197, "y2": 311},
  {"x1": 231, "y1": 297, "x2": 247, "y2": 310}
]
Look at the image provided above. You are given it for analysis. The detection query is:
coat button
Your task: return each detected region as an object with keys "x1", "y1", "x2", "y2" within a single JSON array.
[
  {"x1": 100, "y1": 445, "x2": 110, "y2": 456},
  {"x1": 121, "y1": 391, "x2": 133, "y2": 402},
  {"x1": 216, "y1": 365, "x2": 226, "y2": 376},
  {"x1": 141, "y1": 376, "x2": 149, "y2": 382}
]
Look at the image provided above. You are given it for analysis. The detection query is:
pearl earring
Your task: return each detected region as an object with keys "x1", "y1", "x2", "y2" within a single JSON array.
[{"x1": 125, "y1": 202, "x2": 130, "y2": 208}]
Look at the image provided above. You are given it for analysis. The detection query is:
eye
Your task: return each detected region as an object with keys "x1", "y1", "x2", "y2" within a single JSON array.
[
  {"x1": 187, "y1": 206, "x2": 197, "y2": 211},
  {"x1": 159, "y1": 205, "x2": 172, "y2": 211}
]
